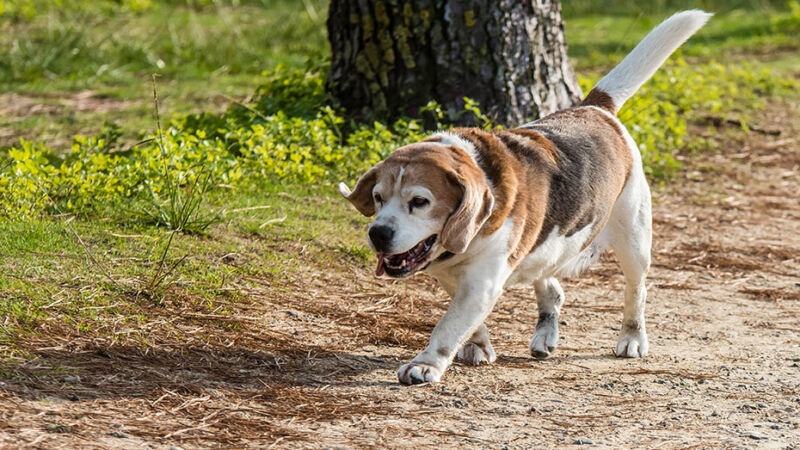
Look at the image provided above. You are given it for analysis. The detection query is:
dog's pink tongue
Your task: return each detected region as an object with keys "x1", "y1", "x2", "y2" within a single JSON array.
[{"x1": 375, "y1": 254, "x2": 386, "y2": 277}]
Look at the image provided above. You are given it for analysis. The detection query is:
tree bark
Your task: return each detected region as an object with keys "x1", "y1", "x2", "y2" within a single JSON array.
[{"x1": 326, "y1": 0, "x2": 582, "y2": 127}]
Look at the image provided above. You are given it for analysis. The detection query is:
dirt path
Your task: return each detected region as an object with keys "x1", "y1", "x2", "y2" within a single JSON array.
[{"x1": 1, "y1": 101, "x2": 798, "y2": 448}]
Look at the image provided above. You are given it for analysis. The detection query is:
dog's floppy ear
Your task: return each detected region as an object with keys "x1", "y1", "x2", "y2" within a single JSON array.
[
  {"x1": 440, "y1": 169, "x2": 494, "y2": 254},
  {"x1": 338, "y1": 163, "x2": 382, "y2": 216}
]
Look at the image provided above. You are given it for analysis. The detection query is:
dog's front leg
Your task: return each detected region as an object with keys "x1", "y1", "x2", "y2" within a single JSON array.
[{"x1": 398, "y1": 259, "x2": 509, "y2": 385}]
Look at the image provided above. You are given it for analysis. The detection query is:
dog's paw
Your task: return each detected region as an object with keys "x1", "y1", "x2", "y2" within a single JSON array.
[
  {"x1": 529, "y1": 315, "x2": 559, "y2": 358},
  {"x1": 457, "y1": 342, "x2": 496, "y2": 366},
  {"x1": 397, "y1": 362, "x2": 441, "y2": 385},
  {"x1": 615, "y1": 330, "x2": 649, "y2": 358}
]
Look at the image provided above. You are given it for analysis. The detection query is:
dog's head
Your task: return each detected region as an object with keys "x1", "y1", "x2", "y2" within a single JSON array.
[{"x1": 339, "y1": 141, "x2": 494, "y2": 278}]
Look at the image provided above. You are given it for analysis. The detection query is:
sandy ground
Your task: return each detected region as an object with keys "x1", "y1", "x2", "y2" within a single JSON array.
[{"x1": 1, "y1": 101, "x2": 798, "y2": 449}]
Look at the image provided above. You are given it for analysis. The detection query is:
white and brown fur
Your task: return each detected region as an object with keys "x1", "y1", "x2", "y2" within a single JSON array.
[{"x1": 339, "y1": 10, "x2": 711, "y2": 385}]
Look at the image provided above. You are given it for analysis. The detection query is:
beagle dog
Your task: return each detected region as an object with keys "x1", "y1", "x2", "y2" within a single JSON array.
[{"x1": 339, "y1": 10, "x2": 711, "y2": 385}]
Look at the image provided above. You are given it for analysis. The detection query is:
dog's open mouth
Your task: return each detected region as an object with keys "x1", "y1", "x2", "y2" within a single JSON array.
[{"x1": 376, "y1": 235, "x2": 437, "y2": 278}]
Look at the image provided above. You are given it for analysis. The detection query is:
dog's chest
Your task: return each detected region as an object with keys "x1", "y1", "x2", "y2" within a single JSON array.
[{"x1": 427, "y1": 219, "x2": 598, "y2": 290}]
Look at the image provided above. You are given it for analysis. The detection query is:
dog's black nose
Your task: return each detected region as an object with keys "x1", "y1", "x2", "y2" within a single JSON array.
[{"x1": 369, "y1": 225, "x2": 394, "y2": 252}]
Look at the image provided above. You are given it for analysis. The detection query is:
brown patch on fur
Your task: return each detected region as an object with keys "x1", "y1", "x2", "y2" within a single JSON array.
[
  {"x1": 447, "y1": 128, "x2": 557, "y2": 265},
  {"x1": 521, "y1": 107, "x2": 634, "y2": 252},
  {"x1": 581, "y1": 88, "x2": 617, "y2": 114},
  {"x1": 489, "y1": 130, "x2": 557, "y2": 264},
  {"x1": 343, "y1": 163, "x2": 383, "y2": 216},
  {"x1": 507, "y1": 129, "x2": 560, "y2": 166},
  {"x1": 449, "y1": 128, "x2": 521, "y2": 237},
  {"x1": 592, "y1": 113, "x2": 635, "y2": 183},
  {"x1": 400, "y1": 157, "x2": 462, "y2": 223}
]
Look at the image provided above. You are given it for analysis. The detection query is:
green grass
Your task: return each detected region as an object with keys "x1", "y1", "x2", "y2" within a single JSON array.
[
  {"x1": 0, "y1": 0, "x2": 329, "y2": 148},
  {"x1": 562, "y1": 0, "x2": 790, "y2": 16},
  {"x1": 567, "y1": 7, "x2": 800, "y2": 71},
  {"x1": 0, "y1": 183, "x2": 371, "y2": 349},
  {"x1": 1, "y1": 1, "x2": 327, "y2": 88}
]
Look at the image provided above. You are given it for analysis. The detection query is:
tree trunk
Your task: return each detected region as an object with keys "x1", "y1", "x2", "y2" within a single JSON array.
[{"x1": 326, "y1": 0, "x2": 582, "y2": 127}]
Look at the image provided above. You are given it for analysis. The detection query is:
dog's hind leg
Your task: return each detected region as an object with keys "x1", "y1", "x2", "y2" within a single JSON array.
[
  {"x1": 529, "y1": 277, "x2": 565, "y2": 358},
  {"x1": 607, "y1": 167, "x2": 652, "y2": 358},
  {"x1": 457, "y1": 323, "x2": 496, "y2": 365}
]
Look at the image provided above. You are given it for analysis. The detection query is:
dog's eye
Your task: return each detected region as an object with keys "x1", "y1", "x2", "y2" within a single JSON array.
[
  {"x1": 409, "y1": 196, "x2": 430, "y2": 212},
  {"x1": 374, "y1": 193, "x2": 383, "y2": 204}
]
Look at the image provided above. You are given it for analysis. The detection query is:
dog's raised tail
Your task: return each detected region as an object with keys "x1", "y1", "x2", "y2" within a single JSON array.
[{"x1": 582, "y1": 10, "x2": 712, "y2": 114}]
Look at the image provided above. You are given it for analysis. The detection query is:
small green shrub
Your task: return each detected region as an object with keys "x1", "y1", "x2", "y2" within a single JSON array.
[
  {"x1": 250, "y1": 65, "x2": 328, "y2": 119},
  {"x1": 140, "y1": 166, "x2": 218, "y2": 233}
]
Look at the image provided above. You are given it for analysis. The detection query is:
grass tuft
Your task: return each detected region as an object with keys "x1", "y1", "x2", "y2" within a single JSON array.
[{"x1": 140, "y1": 75, "x2": 219, "y2": 234}]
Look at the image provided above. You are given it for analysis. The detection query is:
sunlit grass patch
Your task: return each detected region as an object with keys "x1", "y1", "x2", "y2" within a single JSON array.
[
  {"x1": 566, "y1": 4, "x2": 800, "y2": 70},
  {"x1": 0, "y1": 0, "x2": 329, "y2": 148},
  {"x1": 0, "y1": 180, "x2": 374, "y2": 349},
  {"x1": 0, "y1": 0, "x2": 328, "y2": 88}
]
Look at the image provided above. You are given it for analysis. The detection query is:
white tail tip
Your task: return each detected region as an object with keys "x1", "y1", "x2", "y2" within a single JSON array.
[{"x1": 590, "y1": 9, "x2": 713, "y2": 111}]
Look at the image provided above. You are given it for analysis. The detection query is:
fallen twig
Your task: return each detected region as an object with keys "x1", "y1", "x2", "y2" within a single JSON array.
[{"x1": 701, "y1": 115, "x2": 781, "y2": 135}]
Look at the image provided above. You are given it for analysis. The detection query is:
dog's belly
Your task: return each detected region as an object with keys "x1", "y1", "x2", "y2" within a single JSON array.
[{"x1": 506, "y1": 223, "x2": 597, "y2": 286}]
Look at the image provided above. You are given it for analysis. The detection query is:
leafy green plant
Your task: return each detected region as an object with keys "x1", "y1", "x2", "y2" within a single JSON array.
[
  {"x1": 462, "y1": 97, "x2": 498, "y2": 130},
  {"x1": 250, "y1": 65, "x2": 328, "y2": 119}
]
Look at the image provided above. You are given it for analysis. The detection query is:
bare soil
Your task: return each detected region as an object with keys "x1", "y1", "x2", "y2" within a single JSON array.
[
  {"x1": 0, "y1": 91, "x2": 139, "y2": 149},
  {"x1": 1, "y1": 101, "x2": 799, "y2": 448}
]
